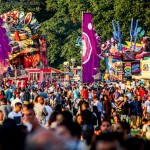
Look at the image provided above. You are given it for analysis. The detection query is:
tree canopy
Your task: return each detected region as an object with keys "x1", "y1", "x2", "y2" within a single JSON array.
[{"x1": 0, "y1": 0, "x2": 150, "y2": 68}]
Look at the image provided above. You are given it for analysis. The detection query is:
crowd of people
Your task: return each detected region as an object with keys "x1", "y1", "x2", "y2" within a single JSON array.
[{"x1": 0, "y1": 79, "x2": 150, "y2": 150}]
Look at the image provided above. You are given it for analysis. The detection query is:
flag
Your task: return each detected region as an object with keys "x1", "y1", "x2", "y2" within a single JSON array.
[
  {"x1": 0, "y1": 18, "x2": 11, "y2": 73},
  {"x1": 82, "y1": 13, "x2": 101, "y2": 83}
]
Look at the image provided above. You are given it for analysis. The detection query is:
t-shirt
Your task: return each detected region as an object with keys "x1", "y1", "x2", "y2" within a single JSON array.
[
  {"x1": 93, "y1": 101, "x2": 102, "y2": 112},
  {"x1": 126, "y1": 92, "x2": 132, "y2": 100},
  {"x1": 73, "y1": 90, "x2": 79, "y2": 99},
  {"x1": 121, "y1": 102, "x2": 129, "y2": 115},
  {"x1": 34, "y1": 103, "x2": 47, "y2": 124},
  {"x1": 0, "y1": 105, "x2": 12, "y2": 119},
  {"x1": 139, "y1": 89, "x2": 145, "y2": 99},
  {"x1": 82, "y1": 89, "x2": 88, "y2": 100},
  {"x1": 145, "y1": 100, "x2": 150, "y2": 113},
  {"x1": 143, "y1": 124, "x2": 150, "y2": 132},
  {"x1": 120, "y1": 83, "x2": 126, "y2": 90},
  {"x1": 8, "y1": 111, "x2": 22, "y2": 125},
  {"x1": 114, "y1": 92, "x2": 120, "y2": 100},
  {"x1": 45, "y1": 105, "x2": 52, "y2": 123},
  {"x1": 88, "y1": 92, "x2": 92, "y2": 99}
]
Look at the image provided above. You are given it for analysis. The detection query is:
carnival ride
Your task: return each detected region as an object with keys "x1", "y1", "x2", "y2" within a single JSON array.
[
  {"x1": 0, "y1": 10, "x2": 47, "y2": 71},
  {"x1": 101, "y1": 19, "x2": 150, "y2": 81},
  {"x1": 0, "y1": 11, "x2": 63, "y2": 82}
]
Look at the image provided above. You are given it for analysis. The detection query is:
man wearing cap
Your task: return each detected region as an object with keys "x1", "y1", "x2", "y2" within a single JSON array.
[{"x1": 11, "y1": 94, "x2": 22, "y2": 108}]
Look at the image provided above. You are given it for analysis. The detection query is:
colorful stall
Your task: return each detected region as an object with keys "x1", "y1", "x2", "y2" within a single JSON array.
[{"x1": 27, "y1": 67, "x2": 62, "y2": 83}]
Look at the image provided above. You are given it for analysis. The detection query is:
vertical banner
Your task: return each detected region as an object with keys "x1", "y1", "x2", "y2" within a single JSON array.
[
  {"x1": 82, "y1": 13, "x2": 101, "y2": 83},
  {"x1": 141, "y1": 59, "x2": 150, "y2": 78},
  {"x1": 131, "y1": 62, "x2": 140, "y2": 75},
  {"x1": 123, "y1": 62, "x2": 132, "y2": 76}
]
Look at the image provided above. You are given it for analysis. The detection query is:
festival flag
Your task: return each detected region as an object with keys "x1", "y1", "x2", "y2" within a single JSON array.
[
  {"x1": 82, "y1": 13, "x2": 101, "y2": 83},
  {"x1": 0, "y1": 18, "x2": 12, "y2": 73}
]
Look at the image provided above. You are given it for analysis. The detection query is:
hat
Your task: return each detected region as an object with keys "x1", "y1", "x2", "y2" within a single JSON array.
[
  {"x1": 12, "y1": 98, "x2": 22, "y2": 107},
  {"x1": 24, "y1": 101, "x2": 29, "y2": 105}
]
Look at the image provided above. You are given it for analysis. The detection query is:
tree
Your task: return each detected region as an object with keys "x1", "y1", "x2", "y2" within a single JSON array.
[
  {"x1": 0, "y1": 0, "x2": 150, "y2": 69},
  {"x1": 99, "y1": 59, "x2": 107, "y2": 71}
]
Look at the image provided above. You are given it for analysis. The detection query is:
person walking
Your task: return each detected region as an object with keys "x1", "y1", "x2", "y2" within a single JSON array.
[
  {"x1": 144, "y1": 95, "x2": 150, "y2": 119},
  {"x1": 119, "y1": 96, "x2": 130, "y2": 123}
]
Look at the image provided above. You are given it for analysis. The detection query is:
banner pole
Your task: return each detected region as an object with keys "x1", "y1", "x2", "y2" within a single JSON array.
[{"x1": 81, "y1": 11, "x2": 83, "y2": 83}]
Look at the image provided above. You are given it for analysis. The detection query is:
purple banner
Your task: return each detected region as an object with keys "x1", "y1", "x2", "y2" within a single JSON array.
[
  {"x1": 0, "y1": 18, "x2": 11, "y2": 64},
  {"x1": 82, "y1": 13, "x2": 101, "y2": 83}
]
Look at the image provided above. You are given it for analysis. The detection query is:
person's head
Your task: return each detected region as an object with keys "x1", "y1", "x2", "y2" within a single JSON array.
[
  {"x1": 113, "y1": 115, "x2": 120, "y2": 124},
  {"x1": 100, "y1": 119, "x2": 112, "y2": 133},
  {"x1": 0, "y1": 98, "x2": 7, "y2": 105},
  {"x1": 83, "y1": 86, "x2": 87, "y2": 90},
  {"x1": 37, "y1": 96, "x2": 44, "y2": 105},
  {"x1": 147, "y1": 119, "x2": 150, "y2": 126},
  {"x1": 94, "y1": 126, "x2": 101, "y2": 136},
  {"x1": 140, "y1": 86, "x2": 143, "y2": 90},
  {"x1": 125, "y1": 137, "x2": 144, "y2": 150},
  {"x1": 54, "y1": 104, "x2": 62, "y2": 113},
  {"x1": 24, "y1": 107, "x2": 35, "y2": 119},
  {"x1": 93, "y1": 106, "x2": 98, "y2": 114},
  {"x1": 104, "y1": 95, "x2": 108, "y2": 101},
  {"x1": 21, "y1": 89, "x2": 25, "y2": 93},
  {"x1": 16, "y1": 94, "x2": 20, "y2": 99},
  {"x1": 81, "y1": 124, "x2": 94, "y2": 145},
  {"x1": 128, "y1": 89, "x2": 131, "y2": 93},
  {"x1": 56, "y1": 121, "x2": 81, "y2": 141},
  {"x1": 48, "y1": 111, "x2": 59, "y2": 126},
  {"x1": 118, "y1": 121, "x2": 131, "y2": 140},
  {"x1": 14, "y1": 102, "x2": 22, "y2": 112},
  {"x1": 113, "y1": 122, "x2": 124, "y2": 133},
  {"x1": 137, "y1": 95, "x2": 141, "y2": 101},
  {"x1": 56, "y1": 111, "x2": 73, "y2": 124},
  {"x1": 7, "y1": 101, "x2": 11, "y2": 106},
  {"x1": 93, "y1": 96, "x2": 98, "y2": 103},
  {"x1": 4, "y1": 85, "x2": 8, "y2": 90},
  {"x1": 148, "y1": 95, "x2": 150, "y2": 101},
  {"x1": 0, "y1": 90, "x2": 4, "y2": 95},
  {"x1": 132, "y1": 97, "x2": 136, "y2": 101},
  {"x1": 0, "y1": 110, "x2": 4, "y2": 122},
  {"x1": 22, "y1": 105, "x2": 28, "y2": 116},
  {"x1": 124, "y1": 96, "x2": 128, "y2": 102},
  {"x1": 76, "y1": 114, "x2": 83, "y2": 125},
  {"x1": 93, "y1": 132, "x2": 124, "y2": 150},
  {"x1": 30, "y1": 89, "x2": 34, "y2": 93},
  {"x1": 81, "y1": 102, "x2": 88, "y2": 111},
  {"x1": 142, "y1": 118, "x2": 148, "y2": 125}
]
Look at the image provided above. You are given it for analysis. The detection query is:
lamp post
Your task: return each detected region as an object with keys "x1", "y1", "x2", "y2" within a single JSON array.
[{"x1": 71, "y1": 58, "x2": 76, "y2": 67}]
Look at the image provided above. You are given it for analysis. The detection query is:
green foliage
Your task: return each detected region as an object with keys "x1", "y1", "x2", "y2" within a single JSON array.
[
  {"x1": 0, "y1": 0, "x2": 150, "y2": 69},
  {"x1": 99, "y1": 59, "x2": 107, "y2": 71}
]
